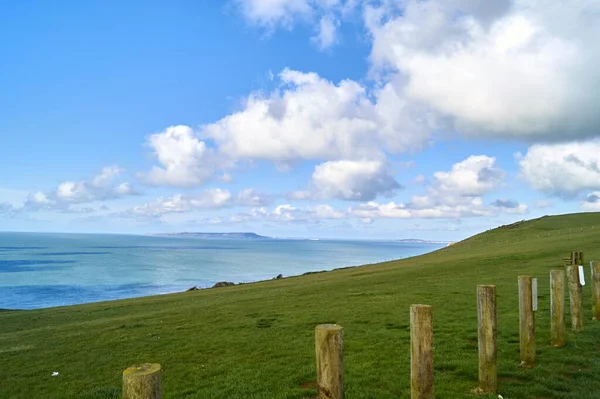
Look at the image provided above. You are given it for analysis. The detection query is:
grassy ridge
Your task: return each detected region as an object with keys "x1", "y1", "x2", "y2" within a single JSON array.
[{"x1": 2, "y1": 212, "x2": 600, "y2": 398}]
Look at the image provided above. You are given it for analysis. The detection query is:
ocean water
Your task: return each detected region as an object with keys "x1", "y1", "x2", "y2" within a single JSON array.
[{"x1": 0, "y1": 232, "x2": 444, "y2": 310}]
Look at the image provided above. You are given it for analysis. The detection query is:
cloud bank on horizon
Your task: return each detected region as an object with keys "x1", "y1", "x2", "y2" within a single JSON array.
[{"x1": 1, "y1": 0, "x2": 599, "y2": 239}]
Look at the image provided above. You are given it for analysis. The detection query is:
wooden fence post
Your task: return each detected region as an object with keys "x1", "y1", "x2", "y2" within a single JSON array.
[
  {"x1": 476, "y1": 285, "x2": 497, "y2": 393},
  {"x1": 550, "y1": 270, "x2": 566, "y2": 347},
  {"x1": 592, "y1": 261, "x2": 600, "y2": 321},
  {"x1": 315, "y1": 324, "x2": 344, "y2": 399},
  {"x1": 123, "y1": 363, "x2": 162, "y2": 399},
  {"x1": 518, "y1": 276, "x2": 535, "y2": 367},
  {"x1": 566, "y1": 265, "x2": 584, "y2": 331},
  {"x1": 410, "y1": 304, "x2": 434, "y2": 399}
]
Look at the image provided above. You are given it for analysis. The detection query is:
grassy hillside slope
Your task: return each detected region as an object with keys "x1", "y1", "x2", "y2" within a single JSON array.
[{"x1": 2, "y1": 212, "x2": 600, "y2": 398}]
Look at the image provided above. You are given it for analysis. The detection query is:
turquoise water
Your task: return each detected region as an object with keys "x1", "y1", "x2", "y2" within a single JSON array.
[{"x1": 0, "y1": 232, "x2": 443, "y2": 309}]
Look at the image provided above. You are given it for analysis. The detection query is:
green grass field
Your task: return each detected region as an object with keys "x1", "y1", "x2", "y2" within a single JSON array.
[{"x1": 2, "y1": 212, "x2": 600, "y2": 398}]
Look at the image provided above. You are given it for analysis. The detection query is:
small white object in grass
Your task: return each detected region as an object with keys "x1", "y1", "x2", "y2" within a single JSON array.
[
  {"x1": 52, "y1": 371, "x2": 59, "y2": 376},
  {"x1": 579, "y1": 265, "x2": 586, "y2": 286},
  {"x1": 498, "y1": 395, "x2": 504, "y2": 399}
]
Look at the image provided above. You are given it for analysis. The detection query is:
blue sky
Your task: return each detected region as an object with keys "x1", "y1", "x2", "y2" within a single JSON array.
[{"x1": 1, "y1": 0, "x2": 599, "y2": 240}]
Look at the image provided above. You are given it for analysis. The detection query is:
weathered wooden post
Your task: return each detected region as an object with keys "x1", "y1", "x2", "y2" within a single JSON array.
[
  {"x1": 566, "y1": 265, "x2": 584, "y2": 331},
  {"x1": 410, "y1": 304, "x2": 434, "y2": 399},
  {"x1": 579, "y1": 251, "x2": 584, "y2": 265},
  {"x1": 315, "y1": 324, "x2": 344, "y2": 399},
  {"x1": 518, "y1": 276, "x2": 535, "y2": 367},
  {"x1": 550, "y1": 270, "x2": 566, "y2": 347},
  {"x1": 476, "y1": 285, "x2": 497, "y2": 393},
  {"x1": 123, "y1": 363, "x2": 162, "y2": 399},
  {"x1": 591, "y1": 261, "x2": 600, "y2": 321}
]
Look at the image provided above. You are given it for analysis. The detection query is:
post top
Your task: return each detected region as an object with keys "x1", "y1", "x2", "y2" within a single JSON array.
[
  {"x1": 477, "y1": 284, "x2": 496, "y2": 288},
  {"x1": 410, "y1": 304, "x2": 432, "y2": 309},
  {"x1": 123, "y1": 363, "x2": 162, "y2": 376},
  {"x1": 315, "y1": 324, "x2": 343, "y2": 331}
]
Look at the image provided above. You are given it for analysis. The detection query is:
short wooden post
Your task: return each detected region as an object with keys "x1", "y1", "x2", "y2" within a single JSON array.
[
  {"x1": 570, "y1": 251, "x2": 576, "y2": 265},
  {"x1": 476, "y1": 285, "x2": 497, "y2": 393},
  {"x1": 518, "y1": 276, "x2": 535, "y2": 367},
  {"x1": 410, "y1": 304, "x2": 434, "y2": 399},
  {"x1": 579, "y1": 251, "x2": 584, "y2": 265},
  {"x1": 123, "y1": 363, "x2": 162, "y2": 399},
  {"x1": 566, "y1": 265, "x2": 584, "y2": 331},
  {"x1": 592, "y1": 261, "x2": 600, "y2": 321},
  {"x1": 550, "y1": 270, "x2": 566, "y2": 347},
  {"x1": 315, "y1": 324, "x2": 344, "y2": 399}
]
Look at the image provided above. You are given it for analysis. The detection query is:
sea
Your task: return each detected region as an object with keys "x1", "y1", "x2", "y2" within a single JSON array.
[{"x1": 0, "y1": 232, "x2": 445, "y2": 310}]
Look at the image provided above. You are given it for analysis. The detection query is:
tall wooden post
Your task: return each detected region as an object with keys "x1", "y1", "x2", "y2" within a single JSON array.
[
  {"x1": 410, "y1": 304, "x2": 434, "y2": 399},
  {"x1": 550, "y1": 270, "x2": 566, "y2": 347},
  {"x1": 315, "y1": 324, "x2": 344, "y2": 399},
  {"x1": 579, "y1": 251, "x2": 584, "y2": 265},
  {"x1": 592, "y1": 261, "x2": 600, "y2": 321},
  {"x1": 476, "y1": 285, "x2": 497, "y2": 393},
  {"x1": 566, "y1": 265, "x2": 584, "y2": 331},
  {"x1": 123, "y1": 363, "x2": 162, "y2": 399},
  {"x1": 518, "y1": 276, "x2": 535, "y2": 367},
  {"x1": 570, "y1": 251, "x2": 576, "y2": 265}
]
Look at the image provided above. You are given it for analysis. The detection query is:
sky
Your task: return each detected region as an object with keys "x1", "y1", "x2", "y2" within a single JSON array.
[{"x1": 1, "y1": 0, "x2": 599, "y2": 240}]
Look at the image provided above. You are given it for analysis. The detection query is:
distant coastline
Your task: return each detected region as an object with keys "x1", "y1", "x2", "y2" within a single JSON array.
[{"x1": 150, "y1": 232, "x2": 270, "y2": 239}]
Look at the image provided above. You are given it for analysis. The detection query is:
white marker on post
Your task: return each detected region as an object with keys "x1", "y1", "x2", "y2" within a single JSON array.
[
  {"x1": 532, "y1": 277, "x2": 538, "y2": 312},
  {"x1": 579, "y1": 265, "x2": 586, "y2": 286}
]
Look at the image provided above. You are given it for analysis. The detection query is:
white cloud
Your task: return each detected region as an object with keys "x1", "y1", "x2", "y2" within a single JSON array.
[
  {"x1": 230, "y1": 203, "x2": 346, "y2": 223},
  {"x1": 202, "y1": 69, "x2": 432, "y2": 163},
  {"x1": 491, "y1": 198, "x2": 528, "y2": 214},
  {"x1": 307, "y1": 159, "x2": 401, "y2": 201},
  {"x1": 235, "y1": 189, "x2": 272, "y2": 207},
  {"x1": 120, "y1": 188, "x2": 272, "y2": 218},
  {"x1": 518, "y1": 140, "x2": 600, "y2": 197},
  {"x1": 350, "y1": 197, "x2": 494, "y2": 219},
  {"x1": 235, "y1": 0, "x2": 314, "y2": 28},
  {"x1": 124, "y1": 189, "x2": 233, "y2": 217},
  {"x1": 349, "y1": 154, "x2": 511, "y2": 219},
  {"x1": 366, "y1": 0, "x2": 600, "y2": 140},
  {"x1": 141, "y1": 125, "x2": 223, "y2": 187},
  {"x1": 582, "y1": 191, "x2": 600, "y2": 210},
  {"x1": 433, "y1": 155, "x2": 504, "y2": 197},
  {"x1": 312, "y1": 15, "x2": 339, "y2": 49},
  {"x1": 21, "y1": 167, "x2": 137, "y2": 213}
]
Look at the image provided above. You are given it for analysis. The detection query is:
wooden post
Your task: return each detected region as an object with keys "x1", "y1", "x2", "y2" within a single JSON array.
[
  {"x1": 410, "y1": 304, "x2": 434, "y2": 399},
  {"x1": 592, "y1": 261, "x2": 600, "y2": 321},
  {"x1": 570, "y1": 251, "x2": 576, "y2": 265},
  {"x1": 566, "y1": 265, "x2": 584, "y2": 331},
  {"x1": 518, "y1": 276, "x2": 535, "y2": 367},
  {"x1": 123, "y1": 363, "x2": 162, "y2": 399},
  {"x1": 550, "y1": 270, "x2": 566, "y2": 347},
  {"x1": 315, "y1": 324, "x2": 344, "y2": 399},
  {"x1": 579, "y1": 251, "x2": 584, "y2": 265},
  {"x1": 476, "y1": 285, "x2": 497, "y2": 393}
]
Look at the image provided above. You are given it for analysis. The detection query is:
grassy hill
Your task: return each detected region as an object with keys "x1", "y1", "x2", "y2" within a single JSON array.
[{"x1": 2, "y1": 212, "x2": 600, "y2": 398}]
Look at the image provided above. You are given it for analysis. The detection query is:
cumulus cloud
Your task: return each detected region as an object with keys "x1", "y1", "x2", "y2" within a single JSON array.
[
  {"x1": 312, "y1": 15, "x2": 339, "y2": 49},
  {"x1": 230, "y1": 203, "x2": 346, "y2": 224},
  {"x1": 140, "y1": 125, "x2": 225, "y2": 187},
  {"x1": 123, "y1": 189, "x2": 232, "y2": 217},
  {"x1": 433, "y1": 155, "x2": 504, "y2": 197},
  {"x1": 21, "y1": 167, "x2": 138, "y2": 213},
  {"x1": 491, "y1": 198, "x2": 528, "y2": 214},
  {"x1": 295, "y1": 159, "x2": 401, "y2": 201},
  {"x1": 366, "y1": 0, "x2": 600, "y2": 140},
  {"x1": 582, "y1": 191, "x2": 600, "y2": 210},
  {"x1": 202, "y1": 69, "x2": 433, "y2": 163},
  {"x1": 518, "y1": 140, "x2": 600, "y2": 197},
  {"x1": 119, "y1": 188, "x2": 272, "y2": 218},
  {"x1": 234, "y1": 0, "x2": 355, "y2": 49},
  {"x1": 349, "y1": 155, "x2": 512, "y2": 219}
]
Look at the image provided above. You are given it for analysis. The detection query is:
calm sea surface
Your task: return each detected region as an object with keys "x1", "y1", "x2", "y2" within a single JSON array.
[{"x1": 0, "y1": 232, "x2": 444, "y2": 309}]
